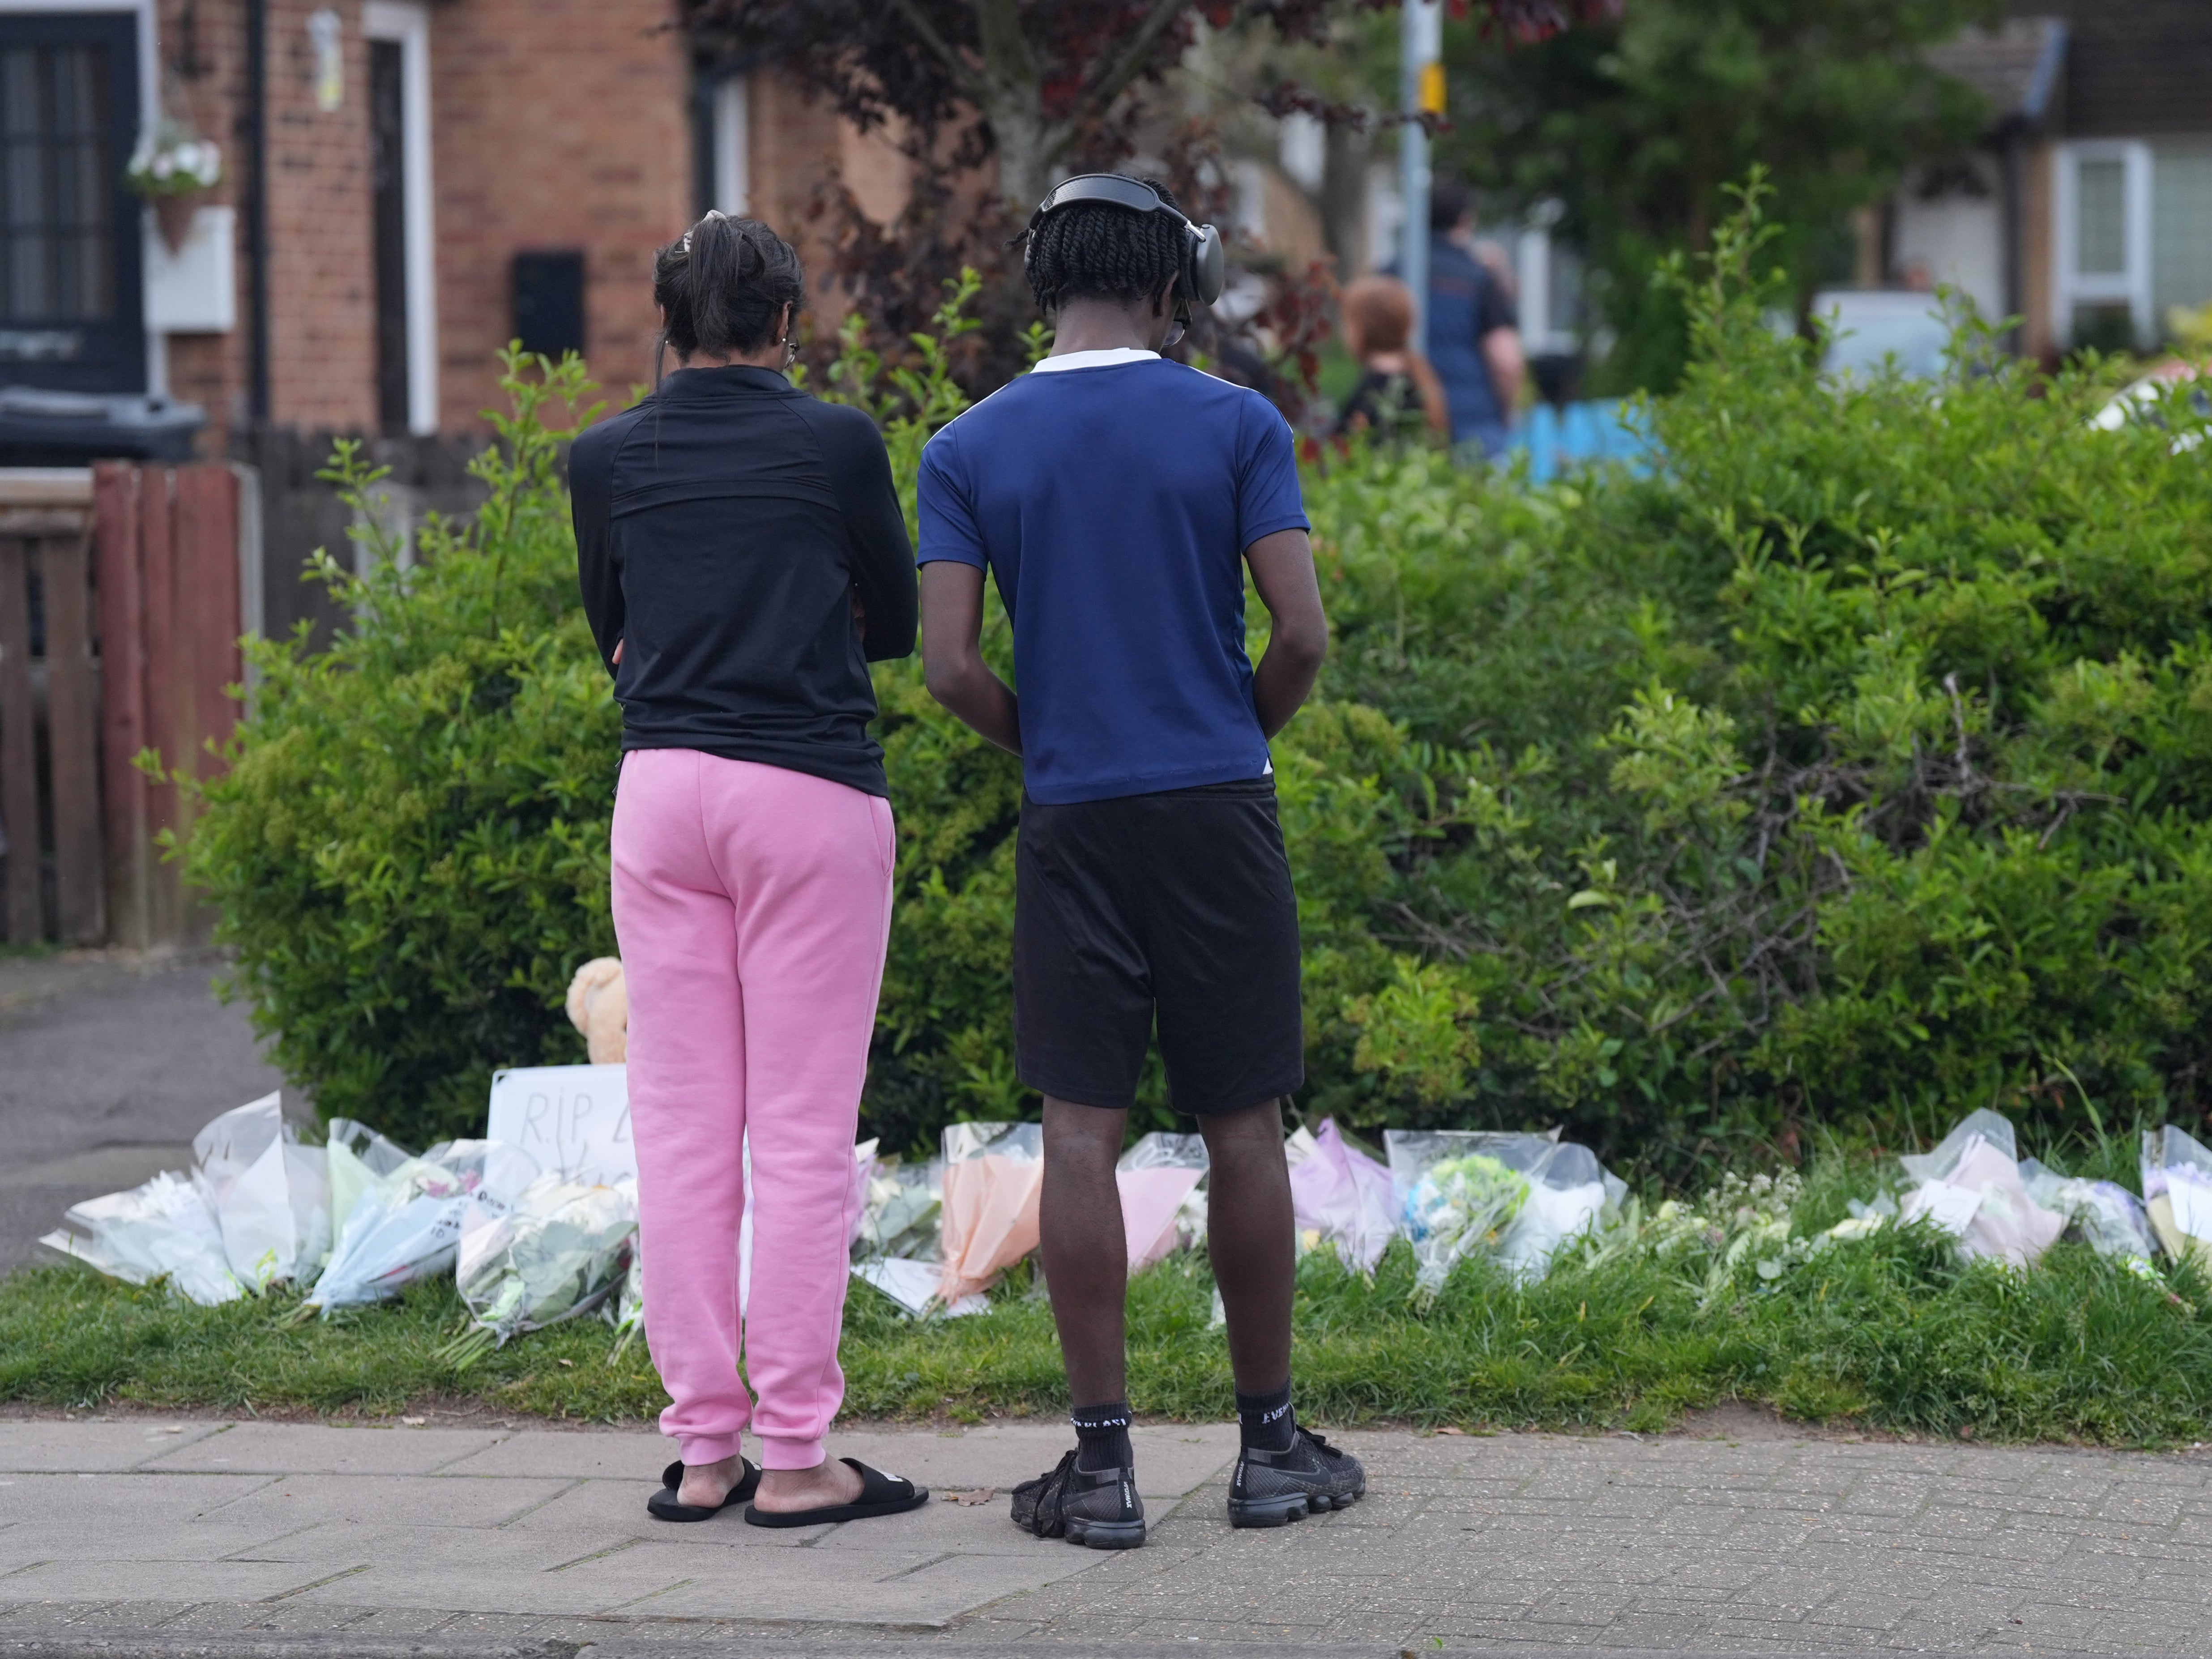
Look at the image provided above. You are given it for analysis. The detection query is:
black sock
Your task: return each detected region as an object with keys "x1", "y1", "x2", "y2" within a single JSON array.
[
  {"x1": 1236, "y1": 1381, "x2": 1296, "y2": 1453},
  {"x1": 1071, "y1": 1400, "x2": 1133, "y2": 1472}
]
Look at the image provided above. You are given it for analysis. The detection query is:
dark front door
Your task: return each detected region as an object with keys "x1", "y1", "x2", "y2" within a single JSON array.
[
  {"x1": 370, "y1": 38, "x2": 408, "y2": 435},
  {"x1": 0, "y1": 12, "x2": 142, "y2": 394}
]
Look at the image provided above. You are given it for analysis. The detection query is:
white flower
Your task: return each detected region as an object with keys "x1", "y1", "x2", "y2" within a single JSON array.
[{"x1": 151, "y1": 154, "x2": 174, "y2": 179}]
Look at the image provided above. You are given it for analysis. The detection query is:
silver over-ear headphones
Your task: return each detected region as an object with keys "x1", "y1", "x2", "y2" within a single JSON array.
[{"x1": 1022, "y1": 174, "x2": 1226, "y2": 343}]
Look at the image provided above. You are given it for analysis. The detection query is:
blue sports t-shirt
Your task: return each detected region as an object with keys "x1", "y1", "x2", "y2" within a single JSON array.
[{"x1": 915, "y1": 349, "x2": 1310, "y2": 806}]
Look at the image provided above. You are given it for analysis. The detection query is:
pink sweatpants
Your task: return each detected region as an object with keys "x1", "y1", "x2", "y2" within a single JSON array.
[{"x1": 611, "y1": 748, "x2": 894, "y2": 1471}]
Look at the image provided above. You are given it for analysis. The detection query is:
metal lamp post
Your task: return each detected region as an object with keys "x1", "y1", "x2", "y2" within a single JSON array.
[{"x1": 1399, "y1": 0, "x2": 1444, "y2": 353}]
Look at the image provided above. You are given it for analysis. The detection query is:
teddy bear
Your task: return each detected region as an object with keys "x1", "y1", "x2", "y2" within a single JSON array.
[{"x1": 565, "y1": 956, "x2": 628, "y2": 1064}]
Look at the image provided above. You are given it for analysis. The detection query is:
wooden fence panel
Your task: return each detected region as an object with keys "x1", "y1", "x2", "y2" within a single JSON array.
[
  {"x1": 93, "y1": 463, "x2": 149, "y2": 948},
  {"x1": 0, "y1": 463, "x2": 245, "y2": 946},
  {"x1": 0, "y1": 533, "x2": 37, "y2": 943},
  {"x1": 43, "y1": 529, "x2": 104, "y2": 944}
]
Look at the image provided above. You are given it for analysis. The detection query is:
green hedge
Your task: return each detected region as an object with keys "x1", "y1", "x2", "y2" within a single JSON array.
[{"x1": 185, "y1": 196, "x2": 2212, "y2": 1171}]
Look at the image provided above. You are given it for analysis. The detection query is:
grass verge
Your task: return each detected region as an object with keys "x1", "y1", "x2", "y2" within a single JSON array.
[{"x1": 6, "y1": 1222, "x2": 2211, "y2": 1446}]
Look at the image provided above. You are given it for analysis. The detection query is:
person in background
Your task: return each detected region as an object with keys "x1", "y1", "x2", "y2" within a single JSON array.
[
  {"x1": 572, "y1": 211, "x2": 927, "y2": 1533},
  {"x1": 1333, "y1": 274, "x2": 1450, "y2": 443},
  {"x1": 1398, "y1": 183, "x2": 1525, "y2": 460}
]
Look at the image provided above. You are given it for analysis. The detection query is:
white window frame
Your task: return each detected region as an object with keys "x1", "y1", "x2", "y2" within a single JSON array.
[
  {"x1": 363, "y1": 0, "x2": 438, "y2": 434},
  {"x1": 2053, "y1": 139, "x2": 2153, "y2": 348},
  {"x1": 712, "y1": 73, "x2": 749, "y2": 216}
]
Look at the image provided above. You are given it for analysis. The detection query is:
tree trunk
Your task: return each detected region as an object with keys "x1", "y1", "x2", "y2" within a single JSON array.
[
  {"x1": 984, "y1": 96, "x2": 1063, "y2": 209},
  {"x1": 968, "y1": 0, "x2": 1068, "y2": 208}
]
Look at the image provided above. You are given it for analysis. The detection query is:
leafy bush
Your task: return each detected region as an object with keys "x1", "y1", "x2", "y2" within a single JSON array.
[
  {"x1": 187, "y1": 188, "x2": 2212, "y2": 1171},
  {"x1": 1306, "y1": 187, "x2": 2212, "y2": 1170},
  {"x1": 183, "y1": 356, "x2": 619, "y2": 1145}
]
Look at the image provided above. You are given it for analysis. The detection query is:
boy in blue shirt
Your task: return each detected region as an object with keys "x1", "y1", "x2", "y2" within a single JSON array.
[{"x1": 917, "y1": 175, "x2": 1365, "y2": 1548}]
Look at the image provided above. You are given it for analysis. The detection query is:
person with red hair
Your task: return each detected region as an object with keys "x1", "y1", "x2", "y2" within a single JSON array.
[{"x1": 1334, "y1": 274, "x2": 1451, "y2": 442}]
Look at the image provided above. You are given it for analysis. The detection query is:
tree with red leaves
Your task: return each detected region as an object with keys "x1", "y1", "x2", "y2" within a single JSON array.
[{"x1": 683, "y1": 0, "x2": 1618, "y2": 209}]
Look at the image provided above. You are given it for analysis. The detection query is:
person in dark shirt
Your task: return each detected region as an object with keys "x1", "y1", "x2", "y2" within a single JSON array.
[
  {"x1": 1390, "y1": 183, "x2": 1524, "y2": 458},
  {"x1": 572, "y1": 212, "x2": 925, "y2": 1534},
  {"x1": 918, "y1": 174, "x2": 1365, "y2": 1548}
]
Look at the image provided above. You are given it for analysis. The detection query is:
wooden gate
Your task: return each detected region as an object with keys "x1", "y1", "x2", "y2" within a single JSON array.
[
  {"x1": 0, "y1": 463, "x2": 253, "y2": 947},
  {"x1": 0, "y1": 471, "x2": 102, "y2": 944}
]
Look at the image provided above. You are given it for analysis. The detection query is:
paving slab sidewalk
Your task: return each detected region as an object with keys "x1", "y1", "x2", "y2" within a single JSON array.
[
  {"x1": 0, "y1": 950, "x2": 284, "y2": 1273},
  {"x1": 0, "y1": 1417, "x2": 2202, "y2": 1655}
]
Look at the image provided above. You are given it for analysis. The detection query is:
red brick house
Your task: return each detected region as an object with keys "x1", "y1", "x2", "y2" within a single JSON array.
[
  {"x1": 0, "y1": 0, "x2": 908, "y2": 450},
  {"x1": 1877, "y1": 0, "x2": 2212, "y2": 359}
]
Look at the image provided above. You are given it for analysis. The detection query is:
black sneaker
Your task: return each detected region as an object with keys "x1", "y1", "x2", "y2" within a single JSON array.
[
  {"x1": 1227, "y1": 1427, "x2": 1365, "y2": 1527},
  {"x1": 1010, "y1": 1447, "x2": 1147, "y2": 1548}
]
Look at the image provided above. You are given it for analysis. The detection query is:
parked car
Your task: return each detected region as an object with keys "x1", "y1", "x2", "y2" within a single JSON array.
[
  {"x1": 2089, "y1": 357, "x2": 2209, "y2": 452},
  {"x1": 1811, "y1": 290, "x2": 1953, "y2": 381}
]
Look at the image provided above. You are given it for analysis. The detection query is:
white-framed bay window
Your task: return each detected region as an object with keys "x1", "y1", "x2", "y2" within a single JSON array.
[{"x1": 2053, "y1": 139, "x2": 2152, "y2": 349}]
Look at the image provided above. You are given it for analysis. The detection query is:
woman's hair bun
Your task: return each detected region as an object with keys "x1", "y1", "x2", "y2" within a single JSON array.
[{"x1": 653, "y1": 213, "x2": 804, "y2": 365}]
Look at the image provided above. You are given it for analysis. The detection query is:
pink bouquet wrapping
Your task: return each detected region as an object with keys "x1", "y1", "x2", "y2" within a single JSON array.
[
  {"x1": 936, "y1": 1122, "x2": 1044, "y2": 1304},
  {"x1": 1286, "y1": 1118, "x2": 1397, "y2": 1274},
  {"x1": 1117, "y1": 1133, "x2": 1208, "y2": 1272}
]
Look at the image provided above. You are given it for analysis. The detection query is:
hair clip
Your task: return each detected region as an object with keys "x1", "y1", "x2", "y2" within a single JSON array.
[{"x1": 679, "y1": 209, "x2": 728, "y2": 255}]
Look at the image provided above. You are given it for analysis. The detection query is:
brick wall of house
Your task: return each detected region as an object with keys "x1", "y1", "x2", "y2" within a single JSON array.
[
  {"x1": 428, "y1": 0, "x2": 693, "y2": 426},
  {"x1": 132, "y1": 0, "x2": 913, "y2": 448},
  {"x1": 155, "y1": 0, "x2": 250, "y2": 448},
  {"x1": 146, "y1": 0, "x2": 378, "y2": 448},
  {"x1": 265, "y1": 0, "x2": 378, "y2": 432}
]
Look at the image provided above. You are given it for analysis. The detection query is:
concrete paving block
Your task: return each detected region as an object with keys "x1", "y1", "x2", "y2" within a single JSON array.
[
  {"x1": 149, "y1": 1597, "x2": 451, "y2": 1637},
  {"x1": 275, "y1": 1562, "x2": 685, "y2": 1620},
  {"x1": 434, "y1": 1428, "x2": 668, "y2": 1482},
  {"x1": 143, "y1": 1423, "x2": 508, "y2": 1476},
  {"x1": 804, "y1": 1497, "x2": 1076, "y2": 1556},
  {"x1": 0, "y1": 1517, "x2": 303, "y2": 1566},
  {"x1": 190, "y1": 1472, "x2": 572, "y2": 1530},
  {"x1": 211, "y1": 1520, "x2": 648, "y2": 1571},
  {"x1": 0, "y1": 1558, "x2": 355, "y2": 1603},
  {"x1": 613, "y1": 1547, "x2": 1112, "y2": 1626},
  {"x1": 0, "y1": 1598, "x2": 211, "y2": 1633},
  {"x1": 0, "y1": 1471, "x2": 274, "y2": 1525},
  {"x1": 0, "y1": 1420, "x2": 231, "y2": 1473}
]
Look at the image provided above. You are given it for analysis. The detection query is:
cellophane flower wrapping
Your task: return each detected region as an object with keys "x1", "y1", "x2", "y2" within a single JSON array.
[
  {"x1": 191, "y1": 1093, "x2": 332, "y2": 1290},
  {"x1": 2018, "y1": 1159, "x2": 2158, "y2": 1271},
  {"x1": 1286, "y1": 1119, "x2": 1397, "y2": 1273},
  {"x1": 854, "y1": 1152, "x2": 944, "y2": 1262},
  {"x1": 1387, "y1": 1130, "x2": 1626, "y2": 1293},
  {"x1": 936, "y1": 1122, "x2": 1043, "y2": 1304},
  {"x1": 1388, "y1": 1131, "x2": 1535, "y2": 1294},
  {"x1": 1899, "y1": 1111, "x2": 2065, "y2": 1267},
  {"x1": 456, "y1": 1172, "x2": 637, "y2": 1345},
  {"x1": 1118, "y1": 1132, "x2": 1208, "y2": 1272},
  {"x1": 307, "y1": 1139, "x2": 537, "y2": 1312},
  {"x1": 39, "y1": 1170, "x2": 243, "y2": 1305},
  {"x1": 2140, "y1": 1125, "x2": 2212, "y2": 1269}
]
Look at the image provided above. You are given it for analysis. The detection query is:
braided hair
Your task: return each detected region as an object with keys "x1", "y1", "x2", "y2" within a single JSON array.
[
  {"x1": 1023, "y1": 176, "x2": 1186, "y2": 317},
  {"x1": 652, "y1": 212, "x2": 803, "y2": 378}
]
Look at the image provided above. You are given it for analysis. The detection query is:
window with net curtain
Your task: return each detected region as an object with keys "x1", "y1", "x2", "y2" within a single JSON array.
[
  {"x1": 2152, "y1": 144, "x2": 2212, "y2": 331},
  {"x1": 1, "y1": 43, "x2": 115, "y2": 325}
]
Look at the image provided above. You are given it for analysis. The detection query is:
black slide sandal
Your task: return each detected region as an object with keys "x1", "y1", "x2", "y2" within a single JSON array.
[
  {"x1": 743, "y1": 1458, "x2": 929, "y2": 1528},
  {"x1": 648, "y1": 1456, "x2": 761, "y2": 1522}
]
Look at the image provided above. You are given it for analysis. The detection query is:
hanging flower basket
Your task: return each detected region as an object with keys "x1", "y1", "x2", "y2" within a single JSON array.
[{"x1": 128, "y1": 119, "x2": 223, "y2": 254}]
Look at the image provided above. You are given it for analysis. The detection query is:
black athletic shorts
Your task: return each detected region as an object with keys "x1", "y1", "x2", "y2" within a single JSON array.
[{"x1": 1013, "y1": 775, "x2": 1305, "y2": 1114}]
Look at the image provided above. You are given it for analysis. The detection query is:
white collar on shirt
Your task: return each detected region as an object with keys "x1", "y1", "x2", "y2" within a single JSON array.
[{"x1": 1029, "y1": 347, "x2": 1162, "y2": 373}]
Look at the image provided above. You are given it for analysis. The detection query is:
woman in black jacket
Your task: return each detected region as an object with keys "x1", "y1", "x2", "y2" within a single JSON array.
[{"x1": 572, "y1": 213, "x2": 923, "y2": 1531}]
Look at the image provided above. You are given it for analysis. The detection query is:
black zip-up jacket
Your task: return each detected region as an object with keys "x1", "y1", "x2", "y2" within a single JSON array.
[{"x1": 571, "y1": 365, "x2": 918, "y2": 797}]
